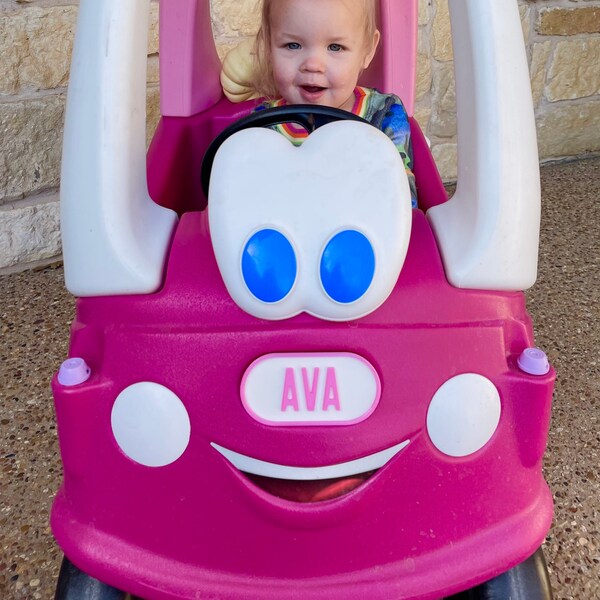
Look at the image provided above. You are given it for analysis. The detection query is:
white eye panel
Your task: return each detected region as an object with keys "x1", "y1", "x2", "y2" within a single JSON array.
[
  {"x1": 427, "y1": 374, "x2": 501, "y2": 457},
  {"x1": 209, "y1": 121, "x2": 412, "y2": 321},
  {"x1": 111, "y1": 382, "x2": 191, "y2": 467}
]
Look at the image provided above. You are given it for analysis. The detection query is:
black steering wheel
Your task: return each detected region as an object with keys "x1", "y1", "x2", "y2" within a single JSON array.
[{"x1": 201, "y1": 105, "x2": 370, "y2": 197}]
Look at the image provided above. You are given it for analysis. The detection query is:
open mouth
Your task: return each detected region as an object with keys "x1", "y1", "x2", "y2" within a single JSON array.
[
  {"x1": 299, "y1": 85, "x2": 327, "y2": 101},
  {"x1": 211, "y1": 441, "x2": 409, "y2": 503},
  {"x1": 301, "y1": 85, "x2": 326, "y2": 94}
]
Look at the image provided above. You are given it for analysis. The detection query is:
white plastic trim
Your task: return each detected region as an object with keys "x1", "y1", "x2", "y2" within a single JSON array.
[
  {"x1": 241, "y1": 353, "x2": 381, "y2": 426},
  {"x1": 60, "y1": 0, "x2": 177, "y2": 297},
  {"x1": 111, "y1": 382, "x2": 191, "y2": 467},
  {"x1": 427, "y1": 374, "x2": 501, "y2": 457},
  {"x1": 209, "y1": 122, "x2": 412, "y2": 321},
  {"x1": 211, "y1": 441, "x2": 410, "y2": 481},
  {"x1": 427, "y1": 0, "x2": 541, "y2": 291}
]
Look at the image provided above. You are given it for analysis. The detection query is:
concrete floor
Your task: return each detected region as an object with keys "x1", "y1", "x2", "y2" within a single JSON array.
[{"x1": 1, "y1": 157, "x2": 598, "y2": 599}]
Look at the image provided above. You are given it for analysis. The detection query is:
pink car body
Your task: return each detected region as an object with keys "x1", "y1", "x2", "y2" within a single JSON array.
[{"x1": 51, "y1": 1, "x2": 555, "y2": 598}]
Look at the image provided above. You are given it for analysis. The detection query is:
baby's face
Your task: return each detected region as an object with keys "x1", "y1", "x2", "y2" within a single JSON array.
[{"x1": 269, "y1": 0, "x2": 379, "y2": 112}]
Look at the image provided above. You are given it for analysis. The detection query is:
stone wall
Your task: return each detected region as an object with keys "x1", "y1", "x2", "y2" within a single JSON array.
[
  {"x1": 1, "y1": 0, "x2": 599, "y2": 273},
  {"x1": 421, "y1": 0, "x2": 600, "y2": 177}
]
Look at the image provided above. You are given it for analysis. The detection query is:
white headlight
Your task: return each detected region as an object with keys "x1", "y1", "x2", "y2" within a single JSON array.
[
  {"x1": 111, "y1": 382, "x2": 191, "y2": 467},
  {"x1": 427, "y1": 374, "x2": 501, "y2": 457}
]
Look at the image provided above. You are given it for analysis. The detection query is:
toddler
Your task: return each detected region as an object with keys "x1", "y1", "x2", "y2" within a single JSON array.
[{"x1": 251, "y1": 0, "x2": 417, "y2": 206}]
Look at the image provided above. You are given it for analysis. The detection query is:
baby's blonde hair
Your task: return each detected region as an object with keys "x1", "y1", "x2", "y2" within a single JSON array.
[{"x1": 254, "y1": 0, "x2": 379, "y2": 99}]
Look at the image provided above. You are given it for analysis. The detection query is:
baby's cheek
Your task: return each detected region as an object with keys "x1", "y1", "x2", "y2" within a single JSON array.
[{"x1": 273, "y1": 63, "x2": 293, "y2": 86}]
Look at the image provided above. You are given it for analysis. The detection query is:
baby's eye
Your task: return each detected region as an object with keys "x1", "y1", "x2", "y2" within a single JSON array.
[
  {"x1": 285, "y1": 42, "x2": 301, "y2": 50},
  {"x1": 328, "y1": 43, "x2": 344, "y2": 52}
]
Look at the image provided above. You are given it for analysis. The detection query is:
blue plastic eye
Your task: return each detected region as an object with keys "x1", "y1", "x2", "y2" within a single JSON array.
[
  {"x1": 320, "y1": 230, "x2": 375, "y2": 304},
  {"x1": 242, "y1": 229, "x2": 297, "y2": 303}
]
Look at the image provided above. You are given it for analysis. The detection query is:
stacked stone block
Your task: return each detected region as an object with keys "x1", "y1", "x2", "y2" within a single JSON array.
[
  {"x1": 0, "y1": 0, "x2": 160, "y2": 273},
  {"x1": 1, "y1": 0, "x2": 599, "y2": 273}
]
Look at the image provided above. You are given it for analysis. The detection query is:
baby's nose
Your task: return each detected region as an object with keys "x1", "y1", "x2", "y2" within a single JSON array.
[{"x1": 301, "y1": 52, "x2": 326, "y2": 73}]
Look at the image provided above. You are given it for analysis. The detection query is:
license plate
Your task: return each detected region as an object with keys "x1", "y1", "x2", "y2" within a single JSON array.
[{"x1": 241, "y1": 353, "x2": 381, "y2": 426}]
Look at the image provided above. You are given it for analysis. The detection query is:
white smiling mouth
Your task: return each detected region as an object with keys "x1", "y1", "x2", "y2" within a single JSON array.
[{"x1": 211, "y1": 440, "x2": 410, "y2": 481}]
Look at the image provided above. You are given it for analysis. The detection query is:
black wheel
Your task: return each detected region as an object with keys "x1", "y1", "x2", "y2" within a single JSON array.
[
  {"x1": 200, "y1": 104, "x2": 369, "y2": 197},
  {"x1": 446, "y1": 547, "x2": 553, "y2": 599},
  {"x1": 55, "y1": 556, "x2": 127, "y2": 600}
]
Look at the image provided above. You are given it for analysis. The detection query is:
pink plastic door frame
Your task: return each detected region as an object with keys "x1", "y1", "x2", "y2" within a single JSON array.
[
  {"x1": 159, "y1": 0, "x2": 223, "y2": 116},
  {"x1": 159, "y1": 0, "x2": 418, "y2": 118},
  {"x1": 362, "y1": 0, "x2": 418, "y2": 115}
]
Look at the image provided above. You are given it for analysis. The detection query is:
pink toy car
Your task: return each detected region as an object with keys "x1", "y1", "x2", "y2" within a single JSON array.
[{"x1": 52, "y1": 1, "x2": 555, "y2": 599}]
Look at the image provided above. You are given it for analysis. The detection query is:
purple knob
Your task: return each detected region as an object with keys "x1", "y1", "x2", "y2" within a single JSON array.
[
  {"x1": 517, "y1": 348, "x2": 550, "y2": 376},
  {"x1": 58, "y1": 357, "x2": 91, "y2": 386}
]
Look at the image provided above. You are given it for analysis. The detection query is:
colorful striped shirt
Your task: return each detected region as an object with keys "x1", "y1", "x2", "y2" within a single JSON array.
[{"x1": 255, "y1": 86, "x2": 417, "y2": 207}]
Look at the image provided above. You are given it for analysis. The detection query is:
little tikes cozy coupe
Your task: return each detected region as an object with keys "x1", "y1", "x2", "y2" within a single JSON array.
[{"x1": 52, "y1": 1, "x2": 556, "y2": 598}]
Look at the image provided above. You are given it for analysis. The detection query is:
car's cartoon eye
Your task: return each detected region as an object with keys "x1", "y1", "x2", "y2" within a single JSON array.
[
  {"x1": 242, "y1": 229, "x2": 297, "y2": 303},
  {"x1": 320, "y1": 230, "x2": 375, "y2": 304},
  {"x1": 208, "y1": 121, "x2": 412, "y2": 321}
]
